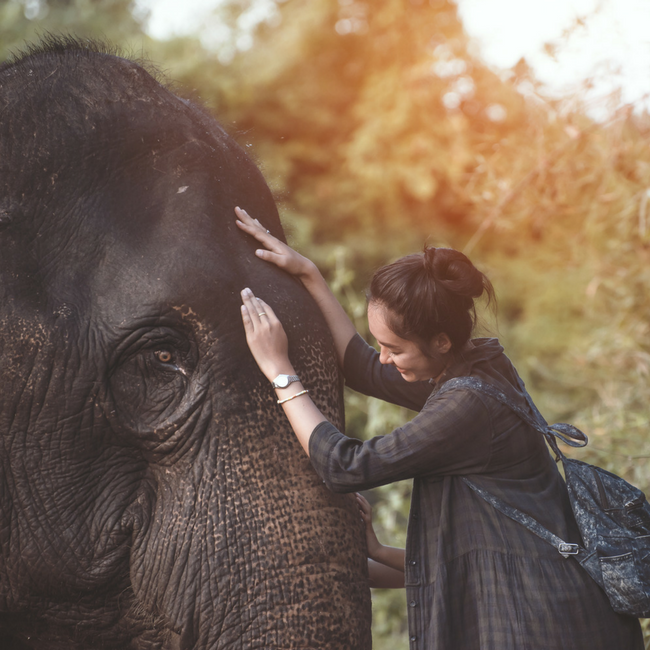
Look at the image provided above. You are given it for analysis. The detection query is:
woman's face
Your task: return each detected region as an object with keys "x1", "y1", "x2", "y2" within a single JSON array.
[{"x1": 367, "y1": 303, "x2": 450, "y2": 382}]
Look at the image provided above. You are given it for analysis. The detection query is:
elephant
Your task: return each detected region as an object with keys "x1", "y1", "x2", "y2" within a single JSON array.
[{"x1": 0, "y1": 37, "x2": 372, "y2": 649}]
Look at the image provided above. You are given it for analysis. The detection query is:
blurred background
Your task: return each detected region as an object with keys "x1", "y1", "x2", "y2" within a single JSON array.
[{"x1": 1, "y1": 0, "x2": 648, "y2": 646}]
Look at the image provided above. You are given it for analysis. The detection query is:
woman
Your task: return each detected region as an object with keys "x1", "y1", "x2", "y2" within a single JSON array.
[{"x1": 234, "y1": 207, "x2": 643, "y2": 649}]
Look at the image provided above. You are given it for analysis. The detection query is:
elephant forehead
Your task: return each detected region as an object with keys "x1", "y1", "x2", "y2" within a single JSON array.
[
  {"x1": 39, "y1": 151, "x2": 277, "y2": 328},
  {"x1": 92, "y1": 210, "x2": 245, "y2": 305},
  {"x1": 88, "y1": 226, "x2": 291, "y2": 332},
  {"x1": 78, "y1": 168, "x2": 294, "y2": 328}
]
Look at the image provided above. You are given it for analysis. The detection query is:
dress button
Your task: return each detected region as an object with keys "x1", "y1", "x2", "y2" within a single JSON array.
[
  {"x1": 409, "y1": 560, "x2": 417, "y2": 566},
  {"x1": 410, "y1": 636, "x2": 417, "y2": 642},
  {"x1": 409, "y1": 600, "x2": 417, "y2": 607}
]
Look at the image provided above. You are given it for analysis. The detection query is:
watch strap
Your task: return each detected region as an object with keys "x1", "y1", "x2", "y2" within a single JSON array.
[{"x1": 271, "y1": 374, "x2": 301, "y2": 389}]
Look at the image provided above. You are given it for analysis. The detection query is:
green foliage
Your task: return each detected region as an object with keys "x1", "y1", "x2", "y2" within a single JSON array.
[
  {"x1": 2, "y1": 1, "x2": 649, "y2": 645},
  {"x1": 0, "y1": 0, "x2": 151, "y2": 57},
  {"x1": 227, "y1": 0, "x2": 528, "y2": 247}
]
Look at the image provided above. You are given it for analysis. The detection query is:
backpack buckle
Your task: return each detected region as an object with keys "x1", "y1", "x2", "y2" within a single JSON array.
[{"x1": 558, "y1": 543, "x2": 579, "y2": 557}]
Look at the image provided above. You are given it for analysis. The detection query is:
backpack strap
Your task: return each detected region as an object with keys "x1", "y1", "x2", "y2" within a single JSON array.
[
  {"x1": 435, "y1": 375, "x2": 588, "y2": 559},
  {"x1": 436, "y1": 376, "x2": 588, "y2": 455},
  {"x1": 461, "y1": 477, "x2": 581, "y2": 558}
]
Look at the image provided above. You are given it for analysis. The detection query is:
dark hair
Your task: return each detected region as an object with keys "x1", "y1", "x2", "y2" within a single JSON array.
[{"x1": 368, "y1": 246, "x2": 495, "y2": 351}]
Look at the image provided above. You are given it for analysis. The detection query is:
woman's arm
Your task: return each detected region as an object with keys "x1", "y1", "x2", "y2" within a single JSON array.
[
  {"x1": 356, "y1": 493, "x2": 405, "y2": 588},
  {"x1": 356, "y1": 493, "x2": 405, "y2": 573},
  {"x1": 235, "y1": 207, "x2": 356, "y2": 368},
  {"x1": 240, "y1": 287, "x2": 327, "y2": 455},
  {"x1": 368, "y1": 560, "x2": 405, "y2": 589},
  {"x1": 309, "y1": 389, "x2": 492, "y2": 493}
]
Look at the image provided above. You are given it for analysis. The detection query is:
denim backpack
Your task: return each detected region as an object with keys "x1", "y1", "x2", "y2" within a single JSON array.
[{"x1": 438, "y1": 376, "x2": 650, "y2": 619}]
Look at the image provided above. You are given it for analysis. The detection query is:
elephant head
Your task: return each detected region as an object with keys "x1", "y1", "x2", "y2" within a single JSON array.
[{"x1": 0, "y1": 37, "x2": 371, "y2": 649}]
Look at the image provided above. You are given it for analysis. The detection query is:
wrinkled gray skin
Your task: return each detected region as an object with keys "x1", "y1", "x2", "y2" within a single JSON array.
[{"x1": 0, "y1": 38, "x2": 371, "y2": 649}]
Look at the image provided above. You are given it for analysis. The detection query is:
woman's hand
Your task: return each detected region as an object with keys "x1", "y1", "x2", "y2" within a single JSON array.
[
  {"x1": 356, "y1": 493, "x2": 384, "y2": 561},
  {"x1": 235, "y1": 207, "x2": 319, "y2": 282},
  {"x1": 240, "y1": 286, "x2": 328, "y2": 457},
  {"x1": 236, "y1": 205, "x2": 357, "y2": 371},
  {"x1": 240, "y1": 287, "x2": 293, "y2": 382}
]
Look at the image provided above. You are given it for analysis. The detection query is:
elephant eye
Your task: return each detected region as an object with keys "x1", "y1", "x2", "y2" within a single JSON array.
[{"x1": 154, "y1": 349, "x2": 173, "y2": 364}]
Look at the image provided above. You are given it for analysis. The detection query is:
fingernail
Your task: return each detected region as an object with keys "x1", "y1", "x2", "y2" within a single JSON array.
[
  {"x1": 255, "y1": 249, "x2": 264, "y2": 257},
  {"x1": 242, "y1": 287, "x2": 251, "y2": 295}
]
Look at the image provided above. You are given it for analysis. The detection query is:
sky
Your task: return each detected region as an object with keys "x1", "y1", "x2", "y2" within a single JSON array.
[
  {"x1": 135, "y1": 0, "x2": 650, "y2": 119},
  {"x1": 457, "y1": 0, "x2": 650, "y2": 118}
]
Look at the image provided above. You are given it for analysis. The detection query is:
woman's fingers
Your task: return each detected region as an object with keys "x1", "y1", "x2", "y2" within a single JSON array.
[
  {"x1": 355, "y1": 493, "x2": 373, "y2": 522},
  {"x1": 240, "y1": 288, "x2": 266, "y2": 327},
  {"x1": 240, "y1": 302, "x2": 255, "y2": 337},
  {"x1": 254, "y1": 248, "x2": 286, "y2": 266},
  {"x1": 235, "y1": 207, "x2": 316, "y2": 281},
  {"x1": 235, "y1": 206, "x2": 257, "y2": 224},
  {"x1": 235, "y1": 207, "x2": 288, "y2": 253},
  {"x1": 235, "y1": 209, "x2": 290, "y2": 265},
  {"x1": 240, "y1": 290, "x2": 279, "y2": 330},
  {"x1": 235, "y1": 218, "x2": 272, "y2": 243},
  {"x1": 356, "y1": 492, "x2": 370, "y2": 510},
  {"x1": 234, "y1": 206, "x2": 260, "y2": 228},
  {"x1": 235, "y1": 207, "x2": 273, "y2": 239},
  {"x1": 255, "y1": 297, "x2": 277, "y2": 322}
]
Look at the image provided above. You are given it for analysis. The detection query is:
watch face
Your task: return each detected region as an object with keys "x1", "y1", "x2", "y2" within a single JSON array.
[{"x1": 276, "y1": 375, "x2": 289, "y2": 388}]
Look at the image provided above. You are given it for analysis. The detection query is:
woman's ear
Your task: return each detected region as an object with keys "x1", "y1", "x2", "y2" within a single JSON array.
[{"x1": 432, "y1": 333, "x2": 452, "y2": 355}]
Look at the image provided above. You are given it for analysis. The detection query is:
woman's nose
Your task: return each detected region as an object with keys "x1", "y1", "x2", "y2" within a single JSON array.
[{"x1": 379, "y1": 347, "x2": 392, "y2": 365}]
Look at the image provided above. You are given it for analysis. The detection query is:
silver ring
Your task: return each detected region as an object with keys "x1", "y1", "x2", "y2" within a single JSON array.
[
  {"x1": 266, "y1": 229, "x2": 270, "y2": 234},
  {"x1": 258, "y1": 312, "x2": 266, "y2": 317}
]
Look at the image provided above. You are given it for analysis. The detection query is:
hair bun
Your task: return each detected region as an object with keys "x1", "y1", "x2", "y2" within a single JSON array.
[{"x1": 429, "y1": 248, "x2": 486, "y2": 300}]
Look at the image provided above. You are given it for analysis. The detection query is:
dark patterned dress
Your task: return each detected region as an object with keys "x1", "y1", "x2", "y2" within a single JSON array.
[{"x1": 309, "y1": 335, "x2": 644, "y2": 649}]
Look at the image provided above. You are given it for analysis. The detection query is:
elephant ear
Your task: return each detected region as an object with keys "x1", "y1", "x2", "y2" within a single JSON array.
[{"x1": 107, "y1": 326, "x2": 207, "y2": 453}]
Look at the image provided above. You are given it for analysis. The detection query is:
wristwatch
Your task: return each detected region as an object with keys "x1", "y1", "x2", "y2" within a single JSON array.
[{"x1": 271, "y1": 374, "x2": 301, "y2": 389}]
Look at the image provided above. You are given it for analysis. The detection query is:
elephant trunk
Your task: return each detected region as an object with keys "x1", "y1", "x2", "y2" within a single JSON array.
[{"x1": 126, "y1": 386, "x2": 371, "y2": 649}]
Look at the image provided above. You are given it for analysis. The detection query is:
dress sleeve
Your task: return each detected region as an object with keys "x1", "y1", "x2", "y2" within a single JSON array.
[
  {"x1": 309, "y1": 388, "x2": 493, "y2": 493},
  {"x1": 343, "y1": 333, "x2": 433, "y2": 411}
]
